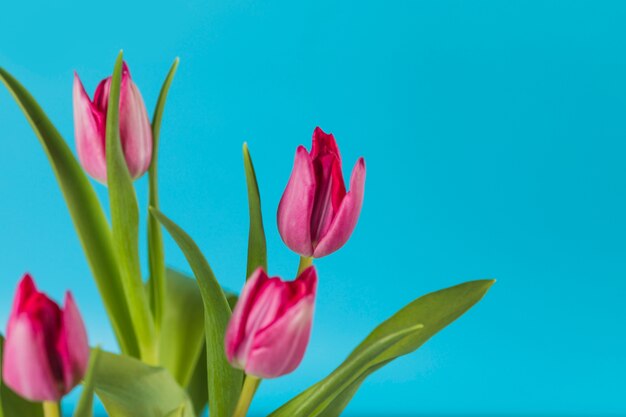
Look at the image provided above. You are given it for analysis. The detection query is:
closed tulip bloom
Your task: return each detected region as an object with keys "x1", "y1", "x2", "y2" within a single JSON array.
[
  {"x1": 73, "y1": 62, "x2": 152, "y2": 183},
  {"x1": 278, "y1": 127, "x2": 366, "y2": 258},
  {"x1": 2, "y1": 274, "x2": 89, "y2": 402},
  {"x1": 225, "y1": 267, "x2": 317, "y2": 379}
]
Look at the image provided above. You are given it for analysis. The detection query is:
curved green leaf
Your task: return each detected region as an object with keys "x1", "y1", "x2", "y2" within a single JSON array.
[
  {"x1": 148, "y1": 58, "x2": 180, "y2": 331},
  {"x1": 158, "y1": 269, "x2": 205, "y2": 388},
  {"x1": 105, "y1": 52, "x2": 156, "y2": 363},
  {"x1": 242, "y1": 143, "x2": 267, "y2": 279},
  {"x1": 150, "y1": 208, "x2": 243, "y2": 417},
  {"x1": 73, "y1": 348, "x2": 101, "y2": 417},
  {"x1": 0, "y1": 67, "x2": 138, "y2": 357},
  {"x1": 185, "y1": 344, "x2": 208, "y2": 416},
  {"x1": 272, "y1": 325, "x2": 423, "y2": 417},
  {"x1": 92, "y1": 350, "x2": 193, "y2": 417},
  {"x1": 271, "y1": 279, "x2": 495, "y2": 417},
  {"x1": 184, "y1": 291, "x2": 238, "y2": 416}
]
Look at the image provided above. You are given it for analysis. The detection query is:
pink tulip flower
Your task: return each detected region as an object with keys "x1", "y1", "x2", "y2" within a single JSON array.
[
  {"x1": 278, "y1": 127, "x2": 366, "y2": 258},
  {"x1": 225, "y1": 267, "x2": 317, "y2": 379},
  {"x1": 73, "y1": 62, "x2": 152, "y2": 183},
  {"x1": 2, "y1": 274, "x2": 89, "y2": 402}
]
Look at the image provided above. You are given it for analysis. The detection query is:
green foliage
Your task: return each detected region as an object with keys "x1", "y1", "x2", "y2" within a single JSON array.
[
  {"x1": 0, "y1": 55, "x2": 495, "y2": 417},
  {"x1": 243, "y1": 143, "x2": 267, "y2": 278},
  {"x1": 0, "y1": 67, "x2": 138, "y2": 357},
  {"x1": 148, "y1": 58, "x2": 180, "y2": 331},
  {"x1": 91, "y1": 351, "x2": 194, "y2": 417},
  {"x1": 270, "y1": 279, "x2": 495, "y2": 417},
  {"x1": 151, "y1": 208, "x2": 243, "y2": 417},
  {"x1": 158, "y1": 269, "x2": 206, "y2": 388},
  {"x1": 155, "y1": 269, "x2": 239, "y2": 416},
  {"x1": 105, "y1": 52, "x2": 156, "y2": 363},
  {"x1": 72, "y1": 348, "x2": 101, "y2": 417}
]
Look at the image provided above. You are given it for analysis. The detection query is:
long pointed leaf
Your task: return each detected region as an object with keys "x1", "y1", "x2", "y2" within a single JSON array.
[
  {"x1": 271, "y1": 279, "x2": 494, "y2": 417},
  {"x1": 148, "y1": 58, "x2": 179, "y2": 331},
  {"x1": 185, "y1": 290, "x2": 238, "y2": 416},
  {"x1": 73, "y1": 348, "x2": 102, "y2": 417},
  {"x1": 242, "y1": 143, "x2": 267, "y2": 278},
  {"x1": 105, "y1": 52, "x2": 156, "y2": 363},
  {"x1": 0, "y1": 68, "x2": 138, "y2": 357},
  {"x1": 151, "y1": 208, "x2": 243, "y2": 417}
]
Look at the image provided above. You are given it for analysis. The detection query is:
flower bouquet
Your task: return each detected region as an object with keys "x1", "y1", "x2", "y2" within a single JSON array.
[{"x1": 0, "y1": 52, "x2": 494, "y2": 417}]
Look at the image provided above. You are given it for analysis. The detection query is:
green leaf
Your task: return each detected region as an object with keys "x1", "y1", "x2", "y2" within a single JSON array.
[
  {"x1": 164, "y1": 404, "x2": 187, "y2": 417},
  {"x1": 92, "y1": 350, "x2": 193, "y2": 417},
  {"x1": 156, "y1": 269, "x2": 238, "y2": 416},
  {"x1": 242, "y1": 143, "x2": 267, "y2": 278},
  {"x1": 312, "y1": 373, "x2": 367, "y2": 417},
  {"x1": 151, "y1": 208, "x2": 243, "y2": 417},
  {"x1": 0, "y1": 336, "x2": 44, "y2": 417},
  {"x1": 270, "y1": 279, "x2": 495, "y2": 417},
  {"x1": 105, "y1": 52, "x2": 156, "y2": 363},
  {"x1": 148, "y1": 58, "x2": 180, "y2": 331},
  {"x1": 158, "y1": 269, "x2": 205, "y2": 388},
  {"x1": 184, "y1": 291, "x2": 238, "y2": 416},
  {"x1": 0, "y1": 67, "x2": 138, "y2": 357},
  {"x1": 185, "y1": 344, "x2": 208, "y2": 416},
  {"x1": 73, "y1": 348, "x2": 102, "y2": 417}
]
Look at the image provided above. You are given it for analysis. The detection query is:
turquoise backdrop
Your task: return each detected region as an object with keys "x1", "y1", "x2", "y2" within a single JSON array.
[{"x1": 1, "y1": 1, "x2": 625, "y2": 415}]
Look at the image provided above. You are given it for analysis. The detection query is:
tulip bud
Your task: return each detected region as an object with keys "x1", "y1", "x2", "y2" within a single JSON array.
[
  {"x1": 225, "y1": 267, "x2": 317, "y2": 379},
  {"x1": 278, "y1": 127, "x2": 366, "y2": 258},
  {"x1": 73, "y1": 62, "x2": 153, "y2": 183},
  {"x1": 2, "y1": 274, "x2": 89, "y2": 402}
]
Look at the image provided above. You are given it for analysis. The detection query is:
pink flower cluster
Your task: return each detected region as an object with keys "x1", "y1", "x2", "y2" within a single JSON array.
[{"x1": 2, "y1": 62, "x2": 366, "y2": 401}]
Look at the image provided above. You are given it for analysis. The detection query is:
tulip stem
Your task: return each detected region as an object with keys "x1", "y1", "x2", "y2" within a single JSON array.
[
  {"x1": 42, "y1": 401, "x2": 61, "y2": 417},
  {"x1": 231, "y1": 375, "x2": 261, "y2": 417},
  {"x1": 297, "y1": 256, "x2": 313, "y2": 276}
]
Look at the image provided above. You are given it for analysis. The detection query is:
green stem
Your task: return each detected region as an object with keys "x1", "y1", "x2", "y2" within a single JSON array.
[
  {"x1": 231, "y1": 376, "x2": 260, "y2": 417},
  {"x1": 42, "y1": 401, "x2": 60, "y2": 417},
  {"x1": 297, "y1": 256, "x2": 313, "y2": 276}
]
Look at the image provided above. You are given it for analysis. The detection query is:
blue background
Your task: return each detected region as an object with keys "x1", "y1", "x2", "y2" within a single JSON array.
[{"x1": 1, "y1": 1, "x2": 625, "y2": 415}]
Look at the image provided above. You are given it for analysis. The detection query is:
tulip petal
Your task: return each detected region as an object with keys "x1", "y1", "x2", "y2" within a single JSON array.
[
  {"x1": 119, "y1": 65, "x2": 153, "y2": 179},
  {"x1": 310, "y1": 155, "x2": 346, "y2": 244},
  {"x1": 310, "y1": 127, "x2": 341, "y2": 164},
  {"x1": 225, "y1": 268, "x2": 268, "y2": 366},
  {"x1": 277, "y1": 146, "x2": 316, "y2": 256},
  {"x1": 2, "y1": 316, "x2": 61, "y2": 402},
  {"x1": 245, "y1": 294, "x2": 315, "y2": 378},
  {"x1": 93, "y1": 77, "x2": 111, "y2": 114},
  {"x1": 313, "y1": 157, "x2": 366, "y2": 258},
  {"x1": 9, "y1": 274, "x2": 37, "y2": 320},
  {"x1": 73, "y1": 73, "x2": 107, "y2": 182},
  {"x1": 59, "y1": 292, "x2": 90, "y2": 393}
]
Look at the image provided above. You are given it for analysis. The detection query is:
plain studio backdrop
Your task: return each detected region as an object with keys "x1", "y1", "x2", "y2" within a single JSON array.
[{"x1": 1, "y1": 1, "x2": 625, "y2": 416}]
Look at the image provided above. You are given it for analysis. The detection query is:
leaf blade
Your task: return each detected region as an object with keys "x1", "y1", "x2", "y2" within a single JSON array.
[
  {"x1": 158, "y1": 269, "x2": 205, "y2": 388},
  {"x1": 270, "y1": 279, "x2": 495, "y2": 417},
  {"x1": 73, "y1": 348, "x2": 102, "y2": 417},
  {"x1": 151, "y1": 208, "x2": 243, "y2": 417},
  {"x1": 93, "y1": 350, "x2": 194, "y2": 417},
  {"x1": 148, "y1": 58, "x2": 179, "y2": 331},
  {"x1": 243, "y1": 143, "x2": 267, "y2": 278},
  {"x1": 105, "y1": 52, "x2": 156, "y2": 363}
]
